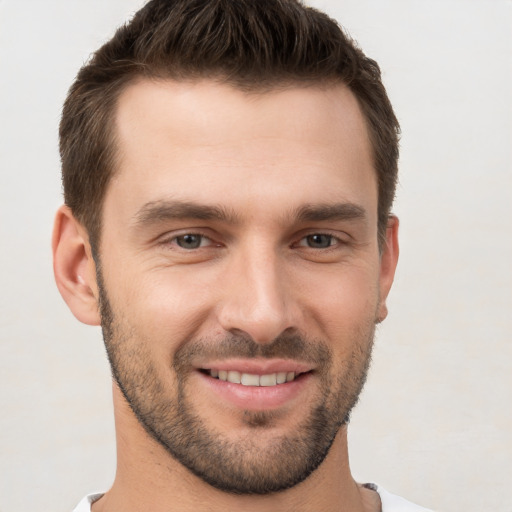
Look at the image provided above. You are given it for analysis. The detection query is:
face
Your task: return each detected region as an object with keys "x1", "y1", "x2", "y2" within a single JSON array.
[{"x1": 96, "y1": 79, "x2": 396, "y2": 494}]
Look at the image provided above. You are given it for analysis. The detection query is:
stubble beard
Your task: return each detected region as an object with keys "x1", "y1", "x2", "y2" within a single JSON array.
[{"x1": 97, "y1": 271, "x2": 376, "y2": 495}]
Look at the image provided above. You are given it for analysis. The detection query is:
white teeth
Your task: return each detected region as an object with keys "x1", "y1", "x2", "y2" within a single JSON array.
[
  {"x1": 259, "y1": 373, "x2": 277, "y2": 386},
  {"x1": 241, "y1": 373, "x2": 260, "y2": 386},
  {"x1": 227, "y1": 370, "x2": 241, "y2": 384},
  {"x1": 209, "y1": 370, "x2": 298, "y2": 386},
  {"x1": 276, "y1": 372, "x2": 287, "y2": 384}
]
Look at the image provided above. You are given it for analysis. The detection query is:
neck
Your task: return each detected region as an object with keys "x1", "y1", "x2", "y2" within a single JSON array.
[{"x1": 92, "y1": 384, "x2": 379, "y2": 512}]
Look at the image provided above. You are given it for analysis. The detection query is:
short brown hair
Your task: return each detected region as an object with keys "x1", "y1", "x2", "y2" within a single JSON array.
[{"x1": 60, "y1": 0, "x2": 400, "y2": 251}]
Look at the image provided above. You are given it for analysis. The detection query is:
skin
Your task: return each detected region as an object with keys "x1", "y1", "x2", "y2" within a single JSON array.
[{"x1": 53, "y1": 79, "x2": 399, "y2": 512}]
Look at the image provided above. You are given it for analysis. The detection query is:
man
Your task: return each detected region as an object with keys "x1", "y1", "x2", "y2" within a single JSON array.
[{"x1": 52, "y1": 0, "x2": 433, "y2": 510}]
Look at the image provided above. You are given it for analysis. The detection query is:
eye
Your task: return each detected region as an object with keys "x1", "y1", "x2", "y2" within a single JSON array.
[
  {"x1": 174, "y1": 234, "x2": 210, "y2": 250},
  {"x1": 299, "y1": 234, "x2": 337, "y2": 249}
]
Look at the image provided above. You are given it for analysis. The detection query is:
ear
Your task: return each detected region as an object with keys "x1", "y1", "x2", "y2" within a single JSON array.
[
  {"x1": 52, "y1": 205, "x2": 101, "y2": 325},
  {"x1": 376, "y1": 215, "x2": 399, "y2": 323}
]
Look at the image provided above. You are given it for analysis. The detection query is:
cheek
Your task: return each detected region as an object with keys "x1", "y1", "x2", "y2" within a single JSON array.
[
  {"x1": 298, "y1": 263, "x2": 380, "y2": 342},
  {"x1": 105, "y1": 265, "x2": 219, "y2": 348}
]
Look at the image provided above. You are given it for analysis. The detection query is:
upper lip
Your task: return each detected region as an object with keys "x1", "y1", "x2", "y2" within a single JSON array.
[{"x1": 197, "y1": 358, "x2": 314, "y2": 375}]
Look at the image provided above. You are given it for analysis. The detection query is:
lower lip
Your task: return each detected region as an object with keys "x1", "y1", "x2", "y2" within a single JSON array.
[{"x1": 197, "y1": 371, "x2": 312, "y2": 411}]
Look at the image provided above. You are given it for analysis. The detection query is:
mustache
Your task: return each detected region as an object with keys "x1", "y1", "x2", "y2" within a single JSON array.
[{"x1": 173, "y1": 330, "x2": 332, "y2": 370}]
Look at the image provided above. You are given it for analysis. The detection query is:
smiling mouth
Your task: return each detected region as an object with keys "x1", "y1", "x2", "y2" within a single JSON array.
[{"x1": 202, "y1": 369, "x2": 307, "y2": 387}]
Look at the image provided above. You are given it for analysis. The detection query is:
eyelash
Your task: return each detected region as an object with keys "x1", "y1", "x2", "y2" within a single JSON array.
[
  {"x1": 163, "y1": 232, "x2": 216, "y2": 250},
  {"x1": 295, "y1": 233, "x2": 342, "y2": 249},
  {"x1": 160, "y1": 231, "x2": 346, "y2": 251}
]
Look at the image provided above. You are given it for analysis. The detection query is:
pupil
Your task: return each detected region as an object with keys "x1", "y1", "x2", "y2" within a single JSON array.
[
  {"x1": 308, "y1": 234, "x2": 331, "y2": 248},
  {"x1": 178, "y1": 234, "x2": 201, "y2": 249}
]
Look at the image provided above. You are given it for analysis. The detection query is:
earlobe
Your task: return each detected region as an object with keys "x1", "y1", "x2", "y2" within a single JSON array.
[
  {"x1": 52, "y1": 205, "x2": 101, "y2": 326},
  {"x1": 376, "y1": 215, "x2": 400, "y2": 323}
]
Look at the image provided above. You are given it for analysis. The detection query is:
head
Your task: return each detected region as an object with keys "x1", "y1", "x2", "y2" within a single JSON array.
[{"x1": 54, "y1": 0, "x2": 400, "y2": 497}]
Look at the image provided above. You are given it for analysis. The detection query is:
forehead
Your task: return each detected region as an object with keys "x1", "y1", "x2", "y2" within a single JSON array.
[
  {"x1": 114, "y1": 78, "x2": 372, "y2": 162},
  {"x1": 106, "y1": 79, "x2": 376, "y2": 225}
]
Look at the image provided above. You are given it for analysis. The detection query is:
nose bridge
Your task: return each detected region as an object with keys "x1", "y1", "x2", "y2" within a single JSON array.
[{"x1": 218, "y1": 238, "x2": 296, "y2": 343}]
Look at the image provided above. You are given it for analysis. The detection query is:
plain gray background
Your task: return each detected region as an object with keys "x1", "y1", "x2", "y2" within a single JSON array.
[{"x1": 0, "y1": 1, "x2": 511, "y2": 511}]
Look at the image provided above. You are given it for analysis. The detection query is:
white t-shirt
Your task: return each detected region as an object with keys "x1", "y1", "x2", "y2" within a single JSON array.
[{"x1": 72, "y1": 485, "x2": 434, "y2": 511}]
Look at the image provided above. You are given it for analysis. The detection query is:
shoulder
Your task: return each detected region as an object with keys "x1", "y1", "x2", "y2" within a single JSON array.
[
  {"x1": 72, "y1": 493, "x2": 104, "y2": 512},
  {"x1": 374, "y1": 484, "x2": 435, "y2": 512}
]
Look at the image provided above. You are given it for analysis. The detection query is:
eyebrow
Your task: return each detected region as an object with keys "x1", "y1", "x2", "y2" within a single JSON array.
[
  {"x1": 133, "y1": 200, "x2": 240, "y2": 226},
  {"x1": 294, "y1": 203, "x2": 367, "y2": 224},
  {"x1": 133, "y1": 199, "x2": 367, "y2": 228}
]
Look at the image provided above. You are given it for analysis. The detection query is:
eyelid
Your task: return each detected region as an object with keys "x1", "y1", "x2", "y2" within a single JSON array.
[
  {"x1": 294, "y1": 231, "x2": 349, "y2": 248},
  {"x1": 177, "y1": 233, "x2": 212, "y2": 248},
  {"x1": 159, "y1": 230, "x2": 217, "y2": 249},
  {"x1": 297, "y1": 234, "x2": 334, "y2": 248}
]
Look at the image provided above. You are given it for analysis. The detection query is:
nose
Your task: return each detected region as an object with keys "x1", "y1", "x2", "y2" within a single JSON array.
[{"x1": 217, "y1": 244, "x2": 300, "y2": 344}]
